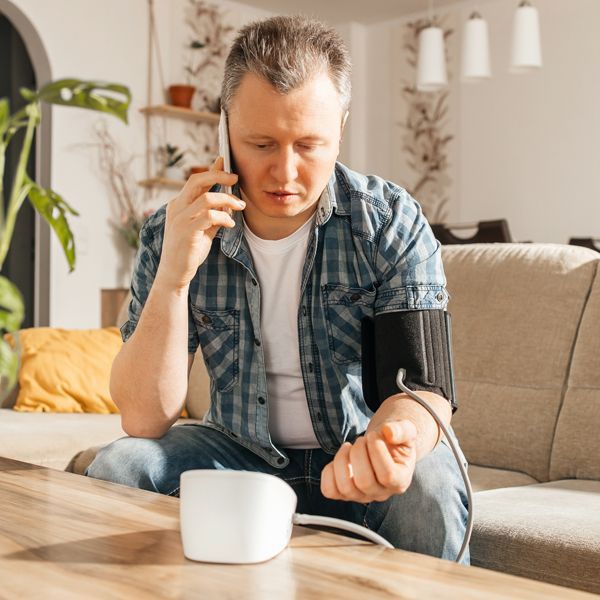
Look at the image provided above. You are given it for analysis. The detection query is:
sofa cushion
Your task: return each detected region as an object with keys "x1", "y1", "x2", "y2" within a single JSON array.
[
  {"x1": 0, "y1": 409, "x2": 126, "y2": 470},
  {"x1": 10, "y1": 327, "x2": 122, "y2": 413},
  {"x1": 0, "y1": 409, "x2": 200, "y2": 471},
  {"x1": 551, "y1": 264, "x2": 600, "y2": 480},
  {"x1": 442, "y1": 244, "x2": 598, "y2": 482},
  {"x1": 471, "y1": 480, "x2": 600, "y2": 594},
  {"x1": 468, "y1": 465, "x2": 538, "y2": 493}
]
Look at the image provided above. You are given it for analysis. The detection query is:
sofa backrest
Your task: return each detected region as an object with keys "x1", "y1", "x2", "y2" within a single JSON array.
[
  {"x1": 442, "y1": 243, "x2": 599, "y2": 482},
  {"x1": 550, "y1": 263, "x2": 600, "y2": 481}
]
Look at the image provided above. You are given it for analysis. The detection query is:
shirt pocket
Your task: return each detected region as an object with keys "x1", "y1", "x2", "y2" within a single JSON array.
[
  {"x1": 322, "y1": 284, "x2": 376, "y2": 364},
  {"x1": 191, "y1": 307, "x2": 239, "y2": 393}
]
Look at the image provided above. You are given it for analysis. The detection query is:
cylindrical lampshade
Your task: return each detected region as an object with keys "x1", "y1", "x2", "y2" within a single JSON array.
[
  {"x1": 461, "y1": 12, "x2": 491, "y2": 81},
  {"x1": 416, "y1": 26, "x2": 448, "y2": 92},
  {"x1": 510, "y1": 1, "x2": 542, "y2": 72}
]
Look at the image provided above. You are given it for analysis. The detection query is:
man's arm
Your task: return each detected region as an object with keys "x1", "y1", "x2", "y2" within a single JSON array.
[
  {"x1": 366, "y1": 391, "x2": 452, "y2": 460},
  {"x1": 110, "y1": 159, "x2": 242, "y2": 438},
  {"x1": 320, "y1": 393, "x2": 451, "y2": 503},
  {"x1": 110, "y1": 281, "x2": 194, "y2": 439}
]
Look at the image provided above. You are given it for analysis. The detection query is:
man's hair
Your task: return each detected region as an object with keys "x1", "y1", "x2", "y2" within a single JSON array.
[{"x1": 221, "y1": 15, "x2": 352, "y2": 114}]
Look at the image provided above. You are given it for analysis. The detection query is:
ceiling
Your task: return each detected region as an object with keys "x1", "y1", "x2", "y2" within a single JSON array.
[{"x1": 233, "y1": 0, "x2": 477, "y2": 25}]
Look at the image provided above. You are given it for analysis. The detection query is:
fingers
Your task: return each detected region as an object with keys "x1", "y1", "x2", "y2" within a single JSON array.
[
  {"x1": 321, "y1": 442, "x2": 367, "y2": 503},
  {"x1": 321, "y1": 429, "x2": 418, "y2": 503},
  {"x1": 365, "y1": 432, "x2": 412, "y2": 495}
]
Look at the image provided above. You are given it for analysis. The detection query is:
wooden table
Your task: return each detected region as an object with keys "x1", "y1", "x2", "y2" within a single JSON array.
[{"x1": 0, "y1": 457, "x2": 594, "y2": 599}]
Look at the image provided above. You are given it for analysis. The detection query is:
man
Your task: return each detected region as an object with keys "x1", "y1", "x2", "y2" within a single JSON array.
[{"x1": 87, "y1": 15, "x2": 469, "y2": 563}]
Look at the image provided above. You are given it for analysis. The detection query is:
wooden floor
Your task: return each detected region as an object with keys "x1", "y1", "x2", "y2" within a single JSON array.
[{"x1": 0, "y1": 457, "x2": 595, "y2": 599}]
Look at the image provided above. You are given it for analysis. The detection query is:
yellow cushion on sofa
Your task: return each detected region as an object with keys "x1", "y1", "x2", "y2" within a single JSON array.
[{"x1": 11, "y1": 327, "x2": 122, "y2": 413}]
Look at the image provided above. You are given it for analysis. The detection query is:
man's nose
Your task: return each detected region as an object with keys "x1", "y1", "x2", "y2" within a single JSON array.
[{"x1": 270, "y1": 146, "x2": 298, "y2": 182}]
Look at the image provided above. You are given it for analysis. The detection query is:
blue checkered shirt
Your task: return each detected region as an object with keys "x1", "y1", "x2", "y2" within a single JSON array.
[{"x1": 122, "y1": 162, "x2": 449, "y2": 468}]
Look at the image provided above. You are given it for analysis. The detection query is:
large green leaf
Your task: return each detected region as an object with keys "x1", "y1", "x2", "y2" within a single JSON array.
[
  {"x1": 0, "y1": 276, "x2": 22, "y2": 396},
  {"x1": 26, "y1": 177, "x2": 79, "y2": 271},
  {"x1": 0, "y1": 275, "x2": 24, "y2": 333},
  {"x1": 0, "y1": 98, "x2": 8, "y2": 138},
  {"x1": 0, "y1": 336, "x2": 19, "y2": 397},
  {"x1": 21, "y1": 79, "x2": 131, "y2": 124}
]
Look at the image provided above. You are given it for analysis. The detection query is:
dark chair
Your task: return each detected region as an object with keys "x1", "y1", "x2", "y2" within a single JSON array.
[
  {"x1": 569, "y1": 238, "x2": 600, "y2": 253},
  {"x1": 430, "y1": 219, "x2": 512, "y2": 245}
]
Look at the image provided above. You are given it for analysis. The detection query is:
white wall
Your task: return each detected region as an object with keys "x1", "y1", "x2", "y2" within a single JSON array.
[
  {"x1": 364, "y1": 0, "x2": 600, "y2": 243},
  {"x1": 7, "y1": 0, "x2": 271, "y2": 328},
  {"x1": 457, "y1": 0, "x2": 600, "y2": 243}
]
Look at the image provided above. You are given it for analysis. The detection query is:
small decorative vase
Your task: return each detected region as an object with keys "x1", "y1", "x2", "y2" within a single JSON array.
[{"x1": 168, "y1": 85, "x2": 196, "y2": 108}]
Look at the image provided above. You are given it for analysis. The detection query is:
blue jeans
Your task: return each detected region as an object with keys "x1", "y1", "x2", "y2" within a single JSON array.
[{"x1": 86, "y1": 424, "x2": 470, "y2": 564}]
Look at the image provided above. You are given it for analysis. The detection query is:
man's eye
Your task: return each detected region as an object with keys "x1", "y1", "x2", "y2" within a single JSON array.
[
  {"x1": 254, "y1": 144, "x2": 270, "y2": 150},
  {"x1": 298, "y1": 144, "x2": 316, "y2": 151}
]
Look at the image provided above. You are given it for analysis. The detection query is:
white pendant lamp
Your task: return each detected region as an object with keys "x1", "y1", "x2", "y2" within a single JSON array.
[
  {"x1": 417, "y1": 25, "x2": 448, "y2": 91},
  {"x1": 461, "y1": 12, "x2": 491, "y2": 81},
  {"x1": 510, "y1": 0, "x2": 542, "y2": 72}
]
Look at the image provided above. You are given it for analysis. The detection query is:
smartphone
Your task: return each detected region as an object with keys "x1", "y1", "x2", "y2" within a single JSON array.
[{"x1": 218, "y1": 109, "x2": 233, "y2": 195}]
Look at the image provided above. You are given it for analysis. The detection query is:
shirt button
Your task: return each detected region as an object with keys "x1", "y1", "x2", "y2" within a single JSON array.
[
  {"x1": 302, "y1": 306, "x2": 307, "y2": 316},
  {"x1": 251, "y1": 278, "x2": 258, "y2": 286},
  {"x1": 350, "y1": 293, "x2": 361, "y2": 303},
  {"x1": 436, "y1": 292, "x2": 445, "y2": 302},
  {"x1": 320, "y1": 207, "x2": 325, "y2": 216},
  {"x1": 316, "y1": 412, "x2": 322, "y2": 422},
  {"x1": 308, "y1": 362, "x2": 314, "y2": 373},
  {"x1": 277, "y1": 457, "x2": 285, "y2": 465},
  {"x1": 201, "y1": 315, "x2": 212, "y2": 325},
  {"x1": 258, "y1": 396, "x2": 266, "y2": 405},
  {"x1": 254, "y1": 338, "x2": 261, "y2": 346}
]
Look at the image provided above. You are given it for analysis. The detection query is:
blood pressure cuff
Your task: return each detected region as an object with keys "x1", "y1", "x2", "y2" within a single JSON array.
[{"x1": 361, "y1": 310, "x2": 458, "y2": 413}]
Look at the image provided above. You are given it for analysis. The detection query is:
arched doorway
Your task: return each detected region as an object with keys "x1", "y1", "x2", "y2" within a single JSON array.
[{"x1": 0, "y1": 0, "x2": 51, "y2": 326}]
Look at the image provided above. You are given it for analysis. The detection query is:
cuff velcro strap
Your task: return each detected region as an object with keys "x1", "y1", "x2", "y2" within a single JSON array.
[{"x1": 361, "y1": 310, "x2": 457, "y2": 413}]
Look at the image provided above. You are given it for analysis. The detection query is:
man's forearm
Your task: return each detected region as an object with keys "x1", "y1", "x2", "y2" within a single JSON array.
[
  {"x1": 366, "y1": 391, "x2": 452, "y2": 460},
  {"x1": 110, "y1": 271, "x2": 191, "y2": 438}
]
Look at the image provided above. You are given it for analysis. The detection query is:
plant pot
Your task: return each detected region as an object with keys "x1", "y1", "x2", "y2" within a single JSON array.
[{"x1": 168, "y1": 85, "x2": 196, "y2": 108}]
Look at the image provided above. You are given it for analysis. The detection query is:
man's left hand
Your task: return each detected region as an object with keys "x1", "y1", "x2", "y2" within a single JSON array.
[{"x1": 320, "y1": 420, "x2": 417, "y2": 503}]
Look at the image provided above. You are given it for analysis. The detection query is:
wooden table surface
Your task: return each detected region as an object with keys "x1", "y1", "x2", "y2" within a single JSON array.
[{"x1": 0, "y1": 457, "x2": 594, "y2": 599}]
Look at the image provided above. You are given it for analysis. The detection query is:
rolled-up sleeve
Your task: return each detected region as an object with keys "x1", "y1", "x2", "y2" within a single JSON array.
[
  {"x1": 373, "y1": 189, "x2": 448, "y2": 314},
  {"x1": 119, "y1": 207, "x2": 200, "y2": 354}
]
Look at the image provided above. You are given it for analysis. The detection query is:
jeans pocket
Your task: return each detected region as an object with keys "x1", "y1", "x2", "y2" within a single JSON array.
[
  {"x1": 192, "y1": 307, "x2": 239, "y2": 393},
  {"x1": 323, "y1": 283, "x2": 375, "y2": 364}
]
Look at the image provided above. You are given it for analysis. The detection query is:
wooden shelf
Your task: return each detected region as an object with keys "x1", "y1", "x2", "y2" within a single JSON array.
[
  {"x1": 138, "y1": 177, "x2": 185, "y2": 190},
  {"x1": 139, "y1": 105, "x2": 220, "y2": 124}
]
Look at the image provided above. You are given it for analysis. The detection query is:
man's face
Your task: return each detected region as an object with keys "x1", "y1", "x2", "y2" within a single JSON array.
[{"x1": 227, "y1": 71, "x2": 345, "y2": 239}]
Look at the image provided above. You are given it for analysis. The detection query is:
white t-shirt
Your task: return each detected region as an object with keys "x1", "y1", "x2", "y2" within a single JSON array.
[{"x1": 243, "y1": 215, "x2": 320, "y2": 449}]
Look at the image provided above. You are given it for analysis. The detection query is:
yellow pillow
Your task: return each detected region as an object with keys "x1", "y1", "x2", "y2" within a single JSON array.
[{"x1": 10, "y1": 327, "x2": 122, "y2": 413}]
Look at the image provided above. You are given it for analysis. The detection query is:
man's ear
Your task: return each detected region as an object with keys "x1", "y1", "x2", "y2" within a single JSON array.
[{"x1": 341, "y1": 110, "x2": 349, "y2": 136}]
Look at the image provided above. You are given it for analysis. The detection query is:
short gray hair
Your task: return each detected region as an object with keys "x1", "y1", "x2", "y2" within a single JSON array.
[{"x1": 221, "y1": 15, "x2": 351, "y2": 114}]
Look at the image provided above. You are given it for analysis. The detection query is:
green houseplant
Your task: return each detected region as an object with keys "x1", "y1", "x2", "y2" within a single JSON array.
[{"x1": 0, "y1": 78, "x2": 131, "y2": 397}]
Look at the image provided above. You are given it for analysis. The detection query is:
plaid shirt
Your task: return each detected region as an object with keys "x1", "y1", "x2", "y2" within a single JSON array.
[{"x1": 122, "y1": 162, "x2": 448, "y2": 468}]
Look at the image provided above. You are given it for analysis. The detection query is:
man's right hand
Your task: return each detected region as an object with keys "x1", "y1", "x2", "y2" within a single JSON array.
[{"x1": 156, "y1": 156, "x2": 244, "y2": 292}]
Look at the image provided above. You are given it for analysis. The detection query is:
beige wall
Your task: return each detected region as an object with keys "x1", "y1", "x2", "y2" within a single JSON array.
[
  {"x1": 7, "y1": 0, "x2": 271, "y2": 328},
  {"x1": 364, "y1": 0, "x2": 600, "y2": 243},
  {"x1": 458, "y1": 0, "x2": 600, "y2": 244}
]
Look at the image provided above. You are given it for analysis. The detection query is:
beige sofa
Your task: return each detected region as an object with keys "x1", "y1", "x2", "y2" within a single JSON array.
[
  {"x1": 444, "y1": 243, "x2": 600, "y2": 594},
  {"x1": 1, "y1": 243, "x2": 598, "y2": 593}
]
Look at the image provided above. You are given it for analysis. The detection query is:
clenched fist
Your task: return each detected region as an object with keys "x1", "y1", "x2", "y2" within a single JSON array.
[{"x1": 320, "y1": 420, "x2": 418, "y2": 504}]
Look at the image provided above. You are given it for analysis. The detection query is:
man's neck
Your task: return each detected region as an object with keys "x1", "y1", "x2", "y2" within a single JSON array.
[{"x1": 240, "y1": 192, "x2": 318, "y2": 241}]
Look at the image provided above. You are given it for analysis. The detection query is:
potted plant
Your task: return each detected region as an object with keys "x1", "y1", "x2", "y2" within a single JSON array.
[
  {"x1": 168, "y1": 39, "x2": 203, "y2": 109},
  {"x1": 0, "y1": 79, "x2": 131, "y2": 398},
  {"x1": 160, "y1": 143, "x2": 186, "y2": 180}
]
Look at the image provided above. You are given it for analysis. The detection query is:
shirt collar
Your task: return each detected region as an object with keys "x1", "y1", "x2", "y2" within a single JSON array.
[{"x1": 219, "y1": 172, "x2": 338, "y2": 256}]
